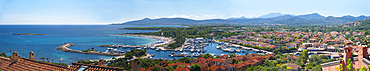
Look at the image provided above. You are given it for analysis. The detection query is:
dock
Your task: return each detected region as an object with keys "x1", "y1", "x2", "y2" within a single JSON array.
[{"x1": 56, "y1": 43, "x2": 124, "y2": 56}]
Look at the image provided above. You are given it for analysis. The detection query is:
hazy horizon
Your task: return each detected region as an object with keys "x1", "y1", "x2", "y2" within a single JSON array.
[{"x1": 0, "y1": 0, "x2": 369, "y2": 25}]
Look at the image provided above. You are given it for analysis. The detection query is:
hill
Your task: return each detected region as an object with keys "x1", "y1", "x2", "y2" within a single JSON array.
[
  {"x1": 114, "y1": 13, "x2": 370, "y2": 26},
  {"x1": 342, "y1": 19, "x2": 370, "y2": 30},
  {"x1": 258, "y1": 12, "x2": 285, "y2": 18}
]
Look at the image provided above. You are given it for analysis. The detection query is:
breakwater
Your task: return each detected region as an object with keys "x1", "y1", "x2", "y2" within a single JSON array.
[{"x1": 56, "y1": 43, "x2": 124, "y2": 56}]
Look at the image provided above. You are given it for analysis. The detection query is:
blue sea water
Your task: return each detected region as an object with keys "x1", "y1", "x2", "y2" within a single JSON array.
[
  {"x1": 0, "y1": 25, "x2": 180, "y2": 64},
  {"x1": 0, "y1": 25, "x2": 257, "y2": 64}
]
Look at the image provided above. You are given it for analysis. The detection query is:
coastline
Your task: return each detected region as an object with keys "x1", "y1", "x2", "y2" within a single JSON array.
[
  {"x1": 116, "y1": 34, "x2": 175, "y2": 47},
  {"x1": 97, "y1": 34, "x2": 175, "y2": 61}
]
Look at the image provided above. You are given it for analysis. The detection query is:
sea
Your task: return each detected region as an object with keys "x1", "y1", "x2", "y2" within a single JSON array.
[{"x1": 0, "y1": 25, "x2": 257, "y2": 64}]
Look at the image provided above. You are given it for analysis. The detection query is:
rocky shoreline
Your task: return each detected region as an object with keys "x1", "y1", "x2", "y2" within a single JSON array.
[
  {"x1": 13, "y1": 33, "x2": 44, "y2": 35},
  {"x1": 56, "y1": 43, "x2": 124, "y2": 56}
]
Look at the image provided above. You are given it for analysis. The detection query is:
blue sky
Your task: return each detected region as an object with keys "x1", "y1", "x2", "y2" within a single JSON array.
[{"x1": 0, "y1": 0, "x2": 369, "y2": 25}]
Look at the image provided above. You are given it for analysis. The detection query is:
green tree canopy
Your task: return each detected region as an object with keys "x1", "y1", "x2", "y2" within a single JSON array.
[
  {"x1": 0, "y1": 52, "x2": 6, "y2": 57},
  {"x1": 201, "y1": 53, "x2": 213, "y2": 59},
  {"x1": 151, "y1": 67, "x2": 160, "y2": 71},
  {"x1": 190, "y1": 64, "x2": 201, "y2": 71}
]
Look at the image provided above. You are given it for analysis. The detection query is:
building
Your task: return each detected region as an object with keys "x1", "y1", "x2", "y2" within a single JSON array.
[
  {"x1": 321, "y1": 45, "x2": 370, "y2": 71},
  {"x1": 0, "y1": 51, "x2": 74, "y2": 71},
  {"x1": 0, "y1": 51, "x2": 124, "y2": 71}
]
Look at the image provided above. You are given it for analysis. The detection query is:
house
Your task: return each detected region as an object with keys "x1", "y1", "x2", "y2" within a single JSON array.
[
  {"x1": 286, "y1": 43, "x2": 297, "y2": 48},
  {"x1": 212, "y1": 59, "x2": 222, "y2": 65},
  {"x1": 333, "y1": 44, "x2": 344, "y2": 48},
  {"x1": 0, "y1": 52, "x2": 76, "y2": 71},
  {"x1": 309, "y1": 38, "x2": 317, "y2": 43},
  {"x1": 209, "y1": 65, "x2": 226, "y2": 71},
  {"x1": 174, "y1": 67, "x2": 190, "y2": 71},
  {"x1": 286, "y1": 54, "x2": 299, "y2": 62},
  {"x1": 284, "y1": 63, "x2": 302, "y2": 71},
  {"x1": 322, "y1": 45, "x2": 370, "y2": 71},
  {"x1": 345, "y1": 41, "x2": 353, "y2": 45}
]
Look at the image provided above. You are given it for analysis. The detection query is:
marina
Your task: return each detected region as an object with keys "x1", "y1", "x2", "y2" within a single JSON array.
[{"x1": 96, "y1": 37, "x2": 268, "y2": 59}]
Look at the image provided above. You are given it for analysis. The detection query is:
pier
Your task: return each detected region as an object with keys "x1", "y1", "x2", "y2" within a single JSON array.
[{"x1": 56, "y1": 43, "x2": 124, "y2": 56}]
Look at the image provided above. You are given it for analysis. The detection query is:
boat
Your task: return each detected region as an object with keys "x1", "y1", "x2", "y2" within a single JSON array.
[
  {"x1": 105, "y1": 48, "x2": 124, "y2": 54},
  {"x1": 155, "y1": 48, "x2": 161, "y2": 51},
  {"x1": 216, "y1": 46, "x2": 221, "y2": 49}
]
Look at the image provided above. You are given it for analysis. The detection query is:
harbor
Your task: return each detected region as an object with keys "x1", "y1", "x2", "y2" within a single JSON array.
[
  {"x1": 97, "y1": 37, "x2": 269, "y2": 59},
  {"x1": 55, "y1": 35, "x2": 270, "y2": 60}
]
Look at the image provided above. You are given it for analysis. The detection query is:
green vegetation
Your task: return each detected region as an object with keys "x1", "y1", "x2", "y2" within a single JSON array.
[
  {"x1": 301, "y1": 50, "x2": 308, "y2": 64},
  {"x1": 151, "y1": 67, "x2": 160, "y2": 71},
  {"x1": 40, "y1": 60, "x2": 68, "y2": 67},
  {"x1": 272, "y1": 46, "x2": 296, "y2": 54},
  {"x1": 132, "y1": 26, "x2": 213, "y2": 49},
  {"x1": 190, "y1": 64, "x2": 201, "y2": 71},
  {"x1": 346, "y1": 59, "x2": 352, "y2": 71},
  {"x1": 82, "y1": 47, "x2": 96, "y2": 52},
  {"x1": 105, "y1": 56, "x2": 195, "y2": 70},
  {"x1": 122, "y1": 27, "x2": 166, "y2": 30},
  {"x1": 0, "y1": 52, "x2": 6, "y2": 57},
  {"x1": 78, "y1": 60, "x2": 99, "y2": 64},
  {"x1": 230, "y1": 59, "x2": 236, "y2": 64},
  {"x1": 201, "y1": 53, "x2": 213, "y2": 59}
]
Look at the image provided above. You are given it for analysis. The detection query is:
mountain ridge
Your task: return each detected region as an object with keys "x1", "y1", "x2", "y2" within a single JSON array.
[{"x1": 114, "y1": 13, "x2": 370, "y2": 26}]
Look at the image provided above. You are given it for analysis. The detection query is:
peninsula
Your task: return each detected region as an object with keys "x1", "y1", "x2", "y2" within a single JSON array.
[{"x1": 13, "y1": 33, "x2": 44, "y2": 35}]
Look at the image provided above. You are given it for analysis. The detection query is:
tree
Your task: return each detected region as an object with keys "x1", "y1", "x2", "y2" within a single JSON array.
[
  {"x1": 358, "y1": 67, "x2": 366, "y2": 71},
  {"x1": 301, "y1": 50, "x2": 308, "y2": 63},
  {"x1": 0, "y1": 52, "x2": 6, "y2": 57},
  {"x1": 165, "y1": 66, "x2": 174, "y2": 71},
  {"x1": 347, "y1": 59, "x2": 353, "y2": 71},
  {"x1": 215, "y1": 55, "x2": 221, "y2": 58},
  {"x1": 246, "y1": 66, "x2": 254, "y2": 71},
  {"x1": 311, "y1": 67, "x2": 321, "y2": 71},
  {"x1": 151, "y1": 67, "x2": 160, "y2": 71},
  {"x1": 230, "y1": 59, "x2": 236, "y2": 64},
  {"x1": 125, "y1": 51, "x2": 134, "y2": 59},
  {"x1": 229, "y1": 53, "x2": 236, "y2": 57},
  {"x1": 201, "y1": 53, "x2": 213, "y2": 59},
  {"x1": 282, "y1": 65, "x2": 288, "y2": 69},
  {"x1": 190, "y1": 64, "x2": 201, "y2": 71}
]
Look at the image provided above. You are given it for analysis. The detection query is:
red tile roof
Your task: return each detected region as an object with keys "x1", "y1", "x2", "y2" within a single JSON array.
[
  {"x1": 0, "y1": 56, "x2": 73, "y2": 71},
  {"x1": 212, "y1": 59, "x2": 222, "y2": 62},
  {"x1": 174, "y1": 67, "x2": 190, "y2": 71}
]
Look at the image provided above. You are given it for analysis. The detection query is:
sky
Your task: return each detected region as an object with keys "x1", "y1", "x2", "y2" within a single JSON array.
[{"x1": 0, "y1": 0, "x2": 369, "y2": 25}]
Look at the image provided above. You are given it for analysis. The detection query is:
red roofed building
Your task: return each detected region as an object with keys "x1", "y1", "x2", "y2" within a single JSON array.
[
  {"x1": 174, "y1": 67, "x2": 190, "y2": 71},
  {"x1": 212, "y1": 59, "x2": 222, "y2": 65}
]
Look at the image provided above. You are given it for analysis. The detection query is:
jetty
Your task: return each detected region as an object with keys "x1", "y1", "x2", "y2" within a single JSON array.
[{"x1": 56, "y1": 43, "x2": 124, "y2": 56}]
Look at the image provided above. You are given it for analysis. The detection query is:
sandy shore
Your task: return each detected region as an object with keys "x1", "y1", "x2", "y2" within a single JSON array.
[
  {"x1": 117, "y1": 34, "x2": 175, "y2": 47},
  {"x1": 117, "y1": 34, "x2": 173, "y2": 43}
]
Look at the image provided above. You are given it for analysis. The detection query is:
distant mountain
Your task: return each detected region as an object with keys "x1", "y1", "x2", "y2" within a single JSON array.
[
  {"x1": 227, "y1": 16, "x2": 247, "y2": 20},
  {"x1": 258, "y1": 13, "x2": 285, "y2": 18},
  {"x1": 296, "y1": 13, "x2": 325, "y2": 20},
  {"x1": 114, "y1": 13, "x2": 370, "y2": 26}
]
